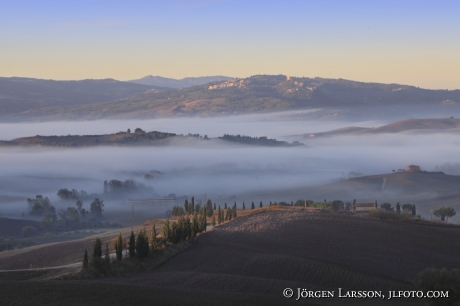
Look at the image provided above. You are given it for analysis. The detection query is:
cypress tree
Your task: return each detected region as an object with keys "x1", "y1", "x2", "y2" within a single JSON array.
[
  {"x1": 243, "y1": 202, "x2": 245, "y2": 210},
  {"x1": 220, "y1": 208, "x2": 225, "y2": 223},
  {"x1": 129, "y1": 230, "x2": 136, "y2": 258},
  {"x1": 217, "y1": 207, "x2": 221, "y2": 224},
  {"x1": 93, "y1": 237, "x2": 102, "y2": 259},
  {"x1": 224, "y1": 203, "x2": 227, "y2": 209},
  {"x1": 83, "y1": 248, "x2": 88, "y2": 269},
  {"x1": 185, "y1": 216, "x2": 191, "y2": 239},
  {"x1": 206, "y1": 200, "x2": 213, "y2": 217},
  {"x1": 412, "y1": 204, "x2": 416, "y2": 216},
  {"x1": 212, "y1": 215, "x2": 216, "y2": 227},
  {"x1": 202, "y1": 207, "x2": 207, "y2": 231},
  {"x1": 233, "y1": 207, "x2": 237, "y2": 218},
  {"x1": 136, "y1": 228, "x2": 149, "y2": 258},
  {"x1": 150, "y1": 224, "x2": 157, "y2": 251},
  {"x1": 169, "y1": 223, "x2": 177, "y2": 244},
  {"x1": 184, "y1": 200, "x2": 189, "y2": 212},
  {"x1": 251, "y1": 202, "x2": 255, "y2": 210},
  {"x1": 260, "y1": 201, "x2": 263, "y2": 208},
  {"x1": 192, "y1": 213, "x2": 199, "y2": 237},
  {"x1": 181, "y1": 216, "x2": 187, "y2": 241},
  {"x1": 396, "y1": 202, "x2": 401, "y2": 214},
  {"x1": 214, "y1": 203, "x2": 216, "y2": 210},
  {"x1": 92, "y1": 237, "x2": 102, "y2": 270},
  {"x1": 162, "y1": 219, "x2": 171, "y2": 244},
  {"x1": 115, "y1": 232, "x2": 123, "y2": 261},
  {"x1": 104, "y1": 243, "x2": 110, "y2": 268},
  {"x1": 191, "y1": 197, "x2": 195, "y2": 213}
]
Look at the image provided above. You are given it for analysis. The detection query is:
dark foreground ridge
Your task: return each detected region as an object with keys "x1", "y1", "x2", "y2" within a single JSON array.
[{"x1": 2, "y1": 208, "x2": 459, "y2": 305}]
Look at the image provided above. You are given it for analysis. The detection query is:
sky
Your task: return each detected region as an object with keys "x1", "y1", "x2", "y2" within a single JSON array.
[{"x1": 1, "y1": 0, "x2": 460, "y2": 89}]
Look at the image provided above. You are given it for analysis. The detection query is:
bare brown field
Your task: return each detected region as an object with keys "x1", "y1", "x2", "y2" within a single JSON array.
[
  {"x1": 0, "y1": 223, "x2": 164, "y2": 269},
  {"x1": 83, "y1": 207, "x2": 459, "y2": 305},
  {"x1": 2, "y1": 208, "x2": 459, "y2": 305}
]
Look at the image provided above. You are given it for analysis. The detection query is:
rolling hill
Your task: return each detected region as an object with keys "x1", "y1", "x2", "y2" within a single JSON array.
[
  {"x1": 0, "y1": 77, "x2": 164, "y2": 121},
  {"x1": 128, "y1": 75, "x2": 232, "y2": 88},
  {"x1": 298, "y1": 118, "x2": 460, "y2": 138},
  {"x1": 2, "y1": 75, "x2": 460, "y2": 121},
  {"x1": 2, "y1": 207, "x2": 459, "y2": 305},
  {"x1": 0, "y1": 130, "x2": 302, "y2": 148}
]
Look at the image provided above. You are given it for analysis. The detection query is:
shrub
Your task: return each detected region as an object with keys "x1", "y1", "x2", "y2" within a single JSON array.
[{"x1": 21, "y1": 225, "x2": 37, "y2": 237}]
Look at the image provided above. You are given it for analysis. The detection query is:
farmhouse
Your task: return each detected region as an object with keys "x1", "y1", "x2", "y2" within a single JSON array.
[
  {"x1": 406, "y1": 164, "x2": 421, "y2": 172},
  {"x1": 351, "y1": 200, "x2": 378, "y2": 213}
]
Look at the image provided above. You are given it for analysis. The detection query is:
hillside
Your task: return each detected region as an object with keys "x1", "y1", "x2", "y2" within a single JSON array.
[
  {"x1": 128, "y1": 75, "x2": 232, "y2": 88},
  {"x1": 3, "y1": 75, "x2": 460, "y2": 121},
  {"x1": 299, "y1": 118, "x2": 460, "y2": 138},
  {"x1": 0, "y1": 130, "x2": 302, "y2": 148},
  {"x1": 0, "y1": 77, "x2": 164, "y2": 121},
  {"x1": 2, "y1": 208, "x2": 459, "y2": 305}
]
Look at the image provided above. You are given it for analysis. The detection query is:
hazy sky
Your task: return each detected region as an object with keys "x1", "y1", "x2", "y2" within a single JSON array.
[{"x1": 1, "y1": 0, "x2": 460, "y2": 89}]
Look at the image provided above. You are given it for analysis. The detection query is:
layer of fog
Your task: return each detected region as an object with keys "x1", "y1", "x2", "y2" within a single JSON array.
[
  {"x1": 0, "y1": 109, "x2": 386, "y2": 141},
  {"x1": 1, "y1": 113, "x2": 460, "y2": 223}
]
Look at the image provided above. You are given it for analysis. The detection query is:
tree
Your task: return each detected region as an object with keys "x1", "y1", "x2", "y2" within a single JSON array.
[
  {"x1": 219, "y1": 208, "x2": 224, "y2": 224},
  {"x1": 104, "y1": 243, "x2": 110, "y2": 268},
  {"x1": 129, "y1": 231, "x2": 136, "y2": 258},
  {"x1": 127, "y1": 128, "x2": 131, "y2": 133},
  {"x1": 224, "y1": 203, "x2": 227, "y2": 209},
  {"x1": 90, "y1": 198, "x2": 104, "y2": 219},
  {"x1": 217, "y1": 207, "x2": 222, "y2": 225},
  {"x1": 22, "y1": 225, "x2": 37, "y2": 237},
  {"x1": 162, "y1": 219, "x2": 171, "y2": 243},
  {"x1": 76, "y1": 200, "x2": 83, "y2": 213},
  {"x1": 136, "y1": 228, "x2": 149, "y2": 258},
  {"x1": 396, "y1": 202, "x2": 401, "y2": 214},
  {"x1": 115, "y1": 232, "x2": 123, "y2": 261},
  {"x1": 206, "y1": 199, "x2": 214, "y2": 217},
  {"x1": 251, "y1": 202, "x2": 255, "y2": 210},
  {"x1": 28, "y1": 195, "x2": 55, "y2": 216},
  {"x1": 402, "y1": 203, "x2": 413, "y2": 212},
  {"x1": 83, "y1": 248, "x2": 88, "y2": 269},
  {"x1": 260, "y1": 201, "x2": 263, "y2": 208},
  {"x1": 92, "y1": 238, "x2": 103, "y2": 270},
  {"x1": 412, "y1": 204, "x2": 416, "y2": 216},
  {"x1": 93, "y1": 238, "x2": 102, "y2": 258},
  {"x1": 184, "y1": 200, "x2": 189, "y2": 212},
  {"x1": 214, "y1": 203, "x2": 216, "y2": 210},
  {"x1": 191, "y1": 213, "x2": 199, "y2": 237},
  {"x1": 40, "y1": 213, "x2": 57, "y2": 231},
  {"x1": 243, "y1": 202, "x2": 245, "y2": 210},
  {"x1": 433, "y1": 207, "x2": 457, "y2": 222},
  {"x1": 212, "y1": 215, "x2": 216, "y2": 227},
  {"x1": 330, "y1": 200, "x2": 344, "y2": 211},
  {"x1": 150, "y1": 224, "x2": 157, "y2": 251},
  {"x1": 380, "y1": 203, "x2": 393, "y2": 211}
]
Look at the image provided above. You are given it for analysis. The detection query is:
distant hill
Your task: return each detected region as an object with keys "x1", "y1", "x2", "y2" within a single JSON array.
[
  {"x1": 2, "y1": 75, "x2": 460, "y2": 121},
  {"x1": 298, "y1": 118, "x2": 460, "y2": 138},
  {"x1": 0, "y1": 129, "x2": 302, "y2": 148},
  {"x1": 0, "y1": 77, "x2": 164, "y2": 121},
  {"x1": 128, "y1": 75, "x2": 232, "y2": 88}
]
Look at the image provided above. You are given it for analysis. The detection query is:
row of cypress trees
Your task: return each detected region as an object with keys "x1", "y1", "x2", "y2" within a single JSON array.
[{"x1": 83, "y1": 223, "x2": 159, "y2": 272}]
